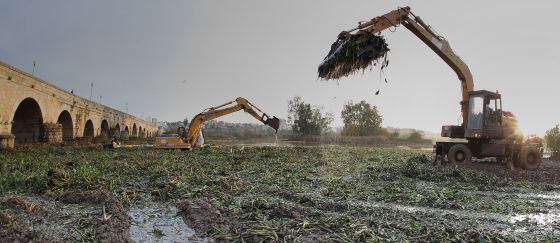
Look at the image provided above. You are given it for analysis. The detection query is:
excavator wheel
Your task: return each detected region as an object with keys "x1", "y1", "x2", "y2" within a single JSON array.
[
  {"x1": 517, "y1": 147, "x2": 542, "y2": 170},
  {"x1": 447, "y1": 144, "x2": 472, "y2": 163}
]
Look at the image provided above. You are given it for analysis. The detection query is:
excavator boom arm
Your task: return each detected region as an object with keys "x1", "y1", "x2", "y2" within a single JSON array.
[
  {"x1": 184, "y1": 97, "x2": 279, "y2": 147},
  {"x1": 353, "y1": 6, "x2": 474, "y2": 126}
]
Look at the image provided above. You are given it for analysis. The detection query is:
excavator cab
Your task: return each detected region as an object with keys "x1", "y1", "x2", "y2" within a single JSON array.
[
  {"x1": 443, "y1": 90, "x2": 512, "y2": 140},
  {"x1": 464, "y1": 90, "x2": 508, "y2": 140}
]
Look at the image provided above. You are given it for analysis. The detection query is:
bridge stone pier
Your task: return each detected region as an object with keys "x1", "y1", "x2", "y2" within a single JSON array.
[{"x1": 0, "y1": 60, "x2": 158, "y2": 149}]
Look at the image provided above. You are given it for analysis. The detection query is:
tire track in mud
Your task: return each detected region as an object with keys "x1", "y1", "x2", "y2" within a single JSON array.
[
  {"x1": 350, "y1": 199, "x2": 560, "y2": 236},
  {"x1": 272, "y1": 189, "x2": 560, "y2": 238}
]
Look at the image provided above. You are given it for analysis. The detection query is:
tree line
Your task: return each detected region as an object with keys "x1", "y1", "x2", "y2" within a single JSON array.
[{"x1": 287, "y1": 96, "x2": 427, "y2": 142}]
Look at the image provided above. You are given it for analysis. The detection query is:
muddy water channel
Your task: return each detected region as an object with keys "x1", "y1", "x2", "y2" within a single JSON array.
[{"x1": 128, "y1": 194, "x2": 208, "y2": 242}]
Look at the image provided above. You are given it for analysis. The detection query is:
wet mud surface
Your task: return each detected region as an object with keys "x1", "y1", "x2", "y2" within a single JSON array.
[
  {"x1": 0, "y1": 190, "x2": 132, "y2": 242},
  {"x1": 128, "y1": 193, "x2": 207, "y2": 242},
  {"x1": 461, "y1": 159, "x2": 560, "y2": 184}
]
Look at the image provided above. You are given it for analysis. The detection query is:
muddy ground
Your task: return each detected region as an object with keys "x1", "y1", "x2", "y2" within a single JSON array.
[{"x1": 1, "y1": 145, "x2": 559, "y2": 242}]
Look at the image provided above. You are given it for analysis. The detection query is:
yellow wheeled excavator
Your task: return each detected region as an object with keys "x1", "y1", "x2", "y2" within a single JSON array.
[
  {"x1": 326, "y1": 6, "x2": 542, "y2": 169},
  {"x1": 154, "y1": 97, "x2": 279, "y2": 150}
]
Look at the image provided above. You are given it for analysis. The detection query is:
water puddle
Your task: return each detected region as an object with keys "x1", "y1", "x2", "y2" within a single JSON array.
[
  {"x1": 128, "y1": 194, "x2": 207, "y2": 242},
  {"x1": 474, "y1": 191, "x2": 560, "y2": 201},
  {"x1": 510, "y1": 212, "x2": 560, "y2": 225}
]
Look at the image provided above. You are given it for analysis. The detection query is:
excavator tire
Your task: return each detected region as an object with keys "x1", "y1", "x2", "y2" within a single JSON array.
[
  {"x1": 517, "y1": 146, "x2": 542, "y2": 170},
  {"x1": 448, "y1": 144, "x2": 472, "y2": 163}
]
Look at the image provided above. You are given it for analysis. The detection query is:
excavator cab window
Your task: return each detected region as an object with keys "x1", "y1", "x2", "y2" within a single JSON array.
[
  {"x1": 177, "y1": 126, "x2": 187, "y2": 140},
  {"x1": 467, "y1": 95, "x2": 484, "y2": 130},
  {"x1": 468, "y1": 93, "x2": 503, "y2": 130},
  {"x1": 484, "y1": 97, "x2": 501, "y2": 127}
]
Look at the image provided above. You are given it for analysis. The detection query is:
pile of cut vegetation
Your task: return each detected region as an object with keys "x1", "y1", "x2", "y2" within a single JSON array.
[{"x1": 318, "y1": 31, "x2": 390, "y2": 80}]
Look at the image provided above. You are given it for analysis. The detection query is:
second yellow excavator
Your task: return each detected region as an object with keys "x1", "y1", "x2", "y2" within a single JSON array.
[{"x1": 155, "y1": 97, "x2": 279, "y2": 150}]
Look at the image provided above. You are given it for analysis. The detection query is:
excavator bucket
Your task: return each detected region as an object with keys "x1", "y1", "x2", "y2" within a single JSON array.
[{"x1": 263, "y1": 116, "x2": 280, "y2": 132}]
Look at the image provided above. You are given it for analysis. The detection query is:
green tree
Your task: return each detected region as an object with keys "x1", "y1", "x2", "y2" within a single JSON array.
[
  {"x1": 341, "y1": 100, "x2": 383, "y2": 136},
  {"x1": 545, "y1": 125, "x2": 560, "y2": 158},
  {"x1": 287, "y1": 96, "x2": 333, "y2": 136}
]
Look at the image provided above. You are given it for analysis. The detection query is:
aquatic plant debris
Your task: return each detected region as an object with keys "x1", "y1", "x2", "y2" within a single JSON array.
[
  {"x1": 2, "y1": 145, "x2": 560, "y2": 241},
  {"x1": 318, "y1": 31, "x2": 390, "y2": 80}
]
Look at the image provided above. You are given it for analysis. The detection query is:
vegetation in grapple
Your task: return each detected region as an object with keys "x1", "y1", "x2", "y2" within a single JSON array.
[{"x1": 318, "y1": 31, "x2": 389, "y2": 80}]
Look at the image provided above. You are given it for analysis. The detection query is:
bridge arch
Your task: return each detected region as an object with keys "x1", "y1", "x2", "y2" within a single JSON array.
[
  {"x1": 11, "y1": 98, "x2": 43, "y2": 143},
  {"x1": 83, "y1": 120, "x2": 94, "y2": 139},
  {"x1": 112, "y1": 123, "x2": 120, "y2": 138},
  {"x1": 100, "y1": 119, "x2": 109, "y2": 138},
  {"x1": 132, "y1": 123, "x2": 138, "y2": 137},
  {"x1": 57, "y1": 110, "x2": 73, "y2": 141},
  {"x1": 124, "y1": 126, "x2": 129, "y2": 135}
]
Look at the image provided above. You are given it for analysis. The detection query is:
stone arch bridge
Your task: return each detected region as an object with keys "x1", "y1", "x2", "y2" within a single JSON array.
[{"x1": 0, "y1": 60, "x2": 157, "y2": 148}]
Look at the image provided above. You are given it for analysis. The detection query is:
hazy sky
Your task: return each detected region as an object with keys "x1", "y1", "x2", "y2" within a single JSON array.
[{"x1": 1, "y1": 1, "x2": 559, "y2": 135}]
